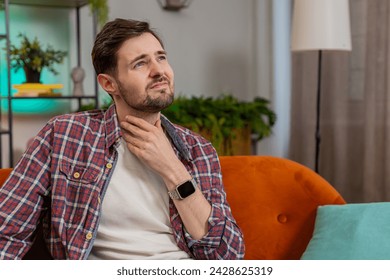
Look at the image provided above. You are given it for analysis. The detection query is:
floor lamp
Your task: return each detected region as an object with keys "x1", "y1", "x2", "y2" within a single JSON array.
[{"x1": 291, "y1": 0, "x2": 352, "y2": 173}]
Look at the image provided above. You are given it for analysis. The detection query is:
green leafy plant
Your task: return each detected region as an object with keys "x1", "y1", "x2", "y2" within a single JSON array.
[
  {"x1": 88, "y1": 0, "x2": 109, "y2": 28},
  {"x1": 9, "y1": 33, "x2": 67, "y2": 81},
  {"x1": 162, "y1": 94, "x2": 276, "y2": 155}
]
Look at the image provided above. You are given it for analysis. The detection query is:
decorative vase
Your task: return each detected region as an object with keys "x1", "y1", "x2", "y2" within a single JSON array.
[
  {"x1": 24, "y1": 66, "x2": 41, "y2": 83},
  {"x1": 71, "y1": 66, "x2": 85, "y2": 96}
]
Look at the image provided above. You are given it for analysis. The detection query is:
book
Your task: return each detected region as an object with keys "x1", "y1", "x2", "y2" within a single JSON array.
[{"x1": 13, "y1": 83, "x2": 63, "y2": 97}]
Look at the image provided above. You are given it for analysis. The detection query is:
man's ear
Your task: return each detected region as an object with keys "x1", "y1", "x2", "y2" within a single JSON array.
[{"x1": 97, "y1": 73, "x2": 117, "y2": 94}]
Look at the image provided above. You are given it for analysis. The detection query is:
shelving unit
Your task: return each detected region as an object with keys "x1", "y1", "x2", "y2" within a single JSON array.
[
  {"x1": 0, "y1": 0, "x2": 99, "y2": 168},
  {"x1": 0, "y1": 0, "x2": 13, "y2": 168}
]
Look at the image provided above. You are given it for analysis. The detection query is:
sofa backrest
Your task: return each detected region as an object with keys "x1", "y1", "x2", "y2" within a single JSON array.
[
  {"x1": 219, "y1": 155, "x2": 346, "y2": 260},
  {"x1": 0, "y1": 168, "x2": 12, "y2": 186}
]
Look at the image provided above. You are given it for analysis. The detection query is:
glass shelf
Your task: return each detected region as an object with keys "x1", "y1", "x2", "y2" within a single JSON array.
[
  {"x1": 9, "y1": 0, "x2": 89, "y2": 8},
  {"x1": 0, "y1": 95, "x2": 97, "y2": 100},
  {"x1": 10, "y1": 95, "x2": 97, "y2": 100}
]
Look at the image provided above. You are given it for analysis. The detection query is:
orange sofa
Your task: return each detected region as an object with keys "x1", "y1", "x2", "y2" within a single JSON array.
[
  {"x1": 219, "y1": 156, "x2": 345, "y2": 259},
  {"x1": 0, "y1": 156, "x2": 345, "y2": 259}
]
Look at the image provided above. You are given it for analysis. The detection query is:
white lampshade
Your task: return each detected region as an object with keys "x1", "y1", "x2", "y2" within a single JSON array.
[{"x1": 291, "y1": 0, "x2": 352, "y2": 51}]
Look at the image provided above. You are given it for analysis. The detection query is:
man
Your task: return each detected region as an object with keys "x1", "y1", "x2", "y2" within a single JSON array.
[{"x1": 0, "y1": 18, "x2": 245, "y2": 260}]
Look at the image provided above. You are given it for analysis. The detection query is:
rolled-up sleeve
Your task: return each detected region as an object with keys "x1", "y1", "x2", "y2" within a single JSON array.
[
  {"x1": 185, "y1": 205, "x2": 245, "y2": 259},
  {"x1": 183, "y1": 154, "x2": 245, "y2": 259}
]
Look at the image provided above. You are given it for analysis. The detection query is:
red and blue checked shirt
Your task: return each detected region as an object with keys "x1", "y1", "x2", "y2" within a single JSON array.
[{"x1": 0, "y1": 105, "x2": 245, "y2": 260}]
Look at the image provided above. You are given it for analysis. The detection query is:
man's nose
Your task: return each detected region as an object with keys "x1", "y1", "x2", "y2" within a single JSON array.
[{"x1": 150, "y1": 60, "x2": 164, "y2": 77}]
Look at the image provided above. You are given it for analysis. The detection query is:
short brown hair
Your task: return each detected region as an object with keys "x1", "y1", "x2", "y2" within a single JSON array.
[{"x1": 91, "y1": 18, "x2": 164, "y2": 75}]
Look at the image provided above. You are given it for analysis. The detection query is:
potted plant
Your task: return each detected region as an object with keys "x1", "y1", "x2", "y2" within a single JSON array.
[
  {"x1": 9, "y1": 33, "x2": 67, "y2": 83},
  {"x1": 88, "y1": 0, "x2": 109, "y2": 28},
  {"x1": 162, "y1": 94, "x2": 276, "y2": 156}
]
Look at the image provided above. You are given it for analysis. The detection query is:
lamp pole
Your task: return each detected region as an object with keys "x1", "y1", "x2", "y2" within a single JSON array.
[{"x1": 314, "y1": 50, "x2": 323, "y2": 173}]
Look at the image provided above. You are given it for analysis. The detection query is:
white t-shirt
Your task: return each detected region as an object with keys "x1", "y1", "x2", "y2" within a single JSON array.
[{"x1": 88, "y1": 138, "x2": 191, "y2": 259}]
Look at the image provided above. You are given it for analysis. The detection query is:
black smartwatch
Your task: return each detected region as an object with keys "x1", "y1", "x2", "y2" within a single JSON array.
[{"x1": 168, "y1": 178, "x2": 196, "y2": 200}]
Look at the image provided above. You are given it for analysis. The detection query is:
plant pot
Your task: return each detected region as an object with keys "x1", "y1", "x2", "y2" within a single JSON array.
[
  {"x1": 199, "y1": 127, "x2": 252, "y2": 156},
  {"x1": 24, "y1": 67, "x2": 41, "y2": 83},
  {"x1": 223, "y1": 127, "x2": 252, "y2": 156}
]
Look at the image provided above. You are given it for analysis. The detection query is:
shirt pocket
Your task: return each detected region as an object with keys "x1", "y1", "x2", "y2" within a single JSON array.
[
  {"x1": 58, "y1": 162, "x2": 102, "y2": 230},
  {"x1": 59, "y1": 162, "x2": 100, "y2": 186}
]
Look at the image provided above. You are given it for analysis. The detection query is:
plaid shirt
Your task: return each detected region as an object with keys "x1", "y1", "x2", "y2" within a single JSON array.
[{"x1": 0, "y1": 105, "x2": 245, "y2": 260}]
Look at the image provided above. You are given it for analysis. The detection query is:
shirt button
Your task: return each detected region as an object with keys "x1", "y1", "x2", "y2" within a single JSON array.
[
  {"x1": 106, "y1": 163, "x2": 113, "y2": 169},
  {"x1": 73, "y1": 172, "x2": 80, "y2": 179},
  {"x1": 86, "y1": 232, "x2": 93, "y2": 240}
]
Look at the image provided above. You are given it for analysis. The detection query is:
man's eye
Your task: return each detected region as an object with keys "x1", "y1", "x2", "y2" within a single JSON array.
[
  {"x1": 158, "y1": 55, "x2": 167, "y2": 61},
  {"x1": 134, "y1": 61, "x2": 146, "y2": 68}
]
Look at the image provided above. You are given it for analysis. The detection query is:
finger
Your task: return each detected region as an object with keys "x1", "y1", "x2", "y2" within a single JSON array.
[
  {"x1": 120, "y1": 121, "x2": 148, "y2": 139},
  {"x1": 121, "y1": 131, "x2": 144, "y2": 149},
  {"x1": 125, "y1": 115, "x2": 155, "y2": 131}
]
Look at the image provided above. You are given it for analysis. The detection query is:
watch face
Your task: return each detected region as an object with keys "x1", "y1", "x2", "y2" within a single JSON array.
[{"x1": 177, "y1": 180, "x2": 196, "y2": 199}]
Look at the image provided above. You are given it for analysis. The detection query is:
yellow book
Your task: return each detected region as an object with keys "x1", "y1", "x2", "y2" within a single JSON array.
[{"x1": 13, "y1": 83, "x2": 63, "y2": 97}]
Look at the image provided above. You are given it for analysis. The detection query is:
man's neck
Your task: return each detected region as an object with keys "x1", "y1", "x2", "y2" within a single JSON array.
[{"x1": 115, "y1": 104, "x2": 160, "y2": 126}]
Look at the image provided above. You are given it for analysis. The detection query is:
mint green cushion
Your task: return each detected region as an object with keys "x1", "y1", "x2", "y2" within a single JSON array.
[{"x1": 301, "y1": 202, "x2": 390, "y2": 260}]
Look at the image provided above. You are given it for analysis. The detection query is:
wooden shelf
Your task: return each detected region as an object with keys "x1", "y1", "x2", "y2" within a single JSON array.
[
  {"x1": 9, "y1": 0, "x2": 88, "y2": 8},
  {"x1": 0, "y1": 0, "x2": 98, "y2": 167},
  {"x1": 0, "y1": 129, "x2": 10, "y2": 135}
]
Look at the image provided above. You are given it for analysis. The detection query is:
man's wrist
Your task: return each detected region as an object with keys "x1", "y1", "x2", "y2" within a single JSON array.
[{"x1": 163, "y1": 162, "x2": 191, "y2": 191}]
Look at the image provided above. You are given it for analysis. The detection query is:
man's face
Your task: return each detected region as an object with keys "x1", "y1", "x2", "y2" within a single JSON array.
[{"x1": 114, "y1": 32, "x2": 174, "y2": 113}]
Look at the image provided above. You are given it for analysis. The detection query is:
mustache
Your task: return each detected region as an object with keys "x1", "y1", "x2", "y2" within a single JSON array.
[{"x1": 146, "y1": 76, "x2": 170, "y2": 89}]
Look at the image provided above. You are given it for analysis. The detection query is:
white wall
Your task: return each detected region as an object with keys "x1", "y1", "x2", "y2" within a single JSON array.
[
  {"x1": 1, "y1": 0, "x2": 277, "y2": 166},
  {"x1": 98, "y1": 0, "x2": 260, "y2": 100}
]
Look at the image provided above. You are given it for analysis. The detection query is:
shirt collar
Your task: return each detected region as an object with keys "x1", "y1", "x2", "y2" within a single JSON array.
[
  {"x1": 104, "y1": 104, "x2": 122, "y2": 149},
  {"x1": 160, "y1": 115, "x2": 192, "y2": 161},
  {"x1": 104, "y1": 104, "x2": 192, "y2": 161}
]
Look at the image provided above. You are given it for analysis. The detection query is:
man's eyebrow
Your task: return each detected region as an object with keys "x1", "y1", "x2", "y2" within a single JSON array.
[
  {"x1": 156, "y1": 50, "x2": 167, "y2": 56},
  {"x1": 130, "y1": 54, "x2": 147, "y2": 65},
  {"x1": 129, "y1": 51, "x2": 167, "y2": 65}
]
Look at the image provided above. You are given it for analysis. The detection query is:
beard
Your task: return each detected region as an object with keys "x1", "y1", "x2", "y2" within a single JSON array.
[{"x1": 116, "y1": 77, "x2": 174, "y2": 113}]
